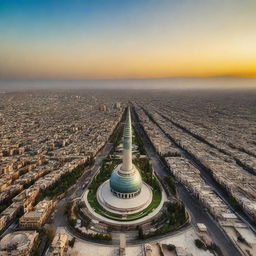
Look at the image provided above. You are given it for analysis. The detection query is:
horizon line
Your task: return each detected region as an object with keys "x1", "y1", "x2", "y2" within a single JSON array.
[{"x1": 1, "y1": 75, "x2": 256, "y2": 82}]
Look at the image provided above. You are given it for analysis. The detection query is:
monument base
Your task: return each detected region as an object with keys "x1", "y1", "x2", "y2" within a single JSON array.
[{"x1": 97, "y1": 180, "x2": 153, "y2": 215}]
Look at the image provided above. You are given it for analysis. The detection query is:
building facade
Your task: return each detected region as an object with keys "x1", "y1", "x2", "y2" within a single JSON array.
[{"x1": 19, "y1": 199, "x2": 54, "y2": 228}]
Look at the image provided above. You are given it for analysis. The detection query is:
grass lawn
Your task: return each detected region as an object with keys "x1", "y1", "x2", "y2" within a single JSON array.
[
  {"x1": 87, "y1": 185, "x2": 162, "y2": 222},
  {"x1": 86, "y1": 157, "x2": 162, "y2": 222},
  {"x1": 86, "y1": 120, "x2": 163, "y2": 222}
]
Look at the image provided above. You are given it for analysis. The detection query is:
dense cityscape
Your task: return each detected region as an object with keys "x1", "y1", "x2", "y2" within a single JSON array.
[{"x1": 0, "y1": 89, "x2": 255, "y2": 256}]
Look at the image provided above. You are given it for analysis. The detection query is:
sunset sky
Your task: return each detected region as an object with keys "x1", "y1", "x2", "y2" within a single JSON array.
[{"x1": 1, "y1": 0, "x2": 256, "y2": 80}]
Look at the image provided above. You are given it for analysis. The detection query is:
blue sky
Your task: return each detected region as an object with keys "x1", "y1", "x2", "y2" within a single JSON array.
[{"x1": 0, "y1": 0, "x2": 256, "y2": 81}]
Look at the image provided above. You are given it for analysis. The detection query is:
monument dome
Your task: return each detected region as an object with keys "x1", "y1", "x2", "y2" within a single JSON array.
[{"x1": 110, "y1": 165, "x2": 142, "y2": 194}]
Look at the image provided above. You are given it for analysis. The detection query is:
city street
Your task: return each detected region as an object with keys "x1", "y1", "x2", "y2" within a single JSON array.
[{"x1": 52, "y1": 142, "x2": 114, "y2": 230}]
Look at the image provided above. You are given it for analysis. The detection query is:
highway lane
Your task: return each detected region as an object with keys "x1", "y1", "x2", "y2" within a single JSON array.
[{"x1": 131, "y1": 107, "x2": 242, "y2": 256}]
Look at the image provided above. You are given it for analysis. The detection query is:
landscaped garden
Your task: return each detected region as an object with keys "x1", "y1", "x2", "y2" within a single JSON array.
[
  {"x1": 85, "y1": 123, "x2": 163, "y2": 221},
  {"x1": 65, "y1": 201, "x2": 112, "y2": 241},
  {"x1": 86, "y1": 156, "x2": 162, "y2": 221},
  {"x1": 140, "y1": 201, "x2": 188, "y2": 239},
  {"x1": 68, "y1": 108, "x2": 189, "y2": 241}
]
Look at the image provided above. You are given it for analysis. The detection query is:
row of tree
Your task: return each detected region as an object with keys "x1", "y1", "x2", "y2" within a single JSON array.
[{"x1": 35, "y1": 158, "x2": 93, "y2": 203}]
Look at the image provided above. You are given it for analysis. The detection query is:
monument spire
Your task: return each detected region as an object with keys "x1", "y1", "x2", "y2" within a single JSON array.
[
  {"x1": 96, "y1": 105, "x2": 152, "y2": 212},
  {"x1": 121, "y1": 107, "x2": 133, "y2": 173}
]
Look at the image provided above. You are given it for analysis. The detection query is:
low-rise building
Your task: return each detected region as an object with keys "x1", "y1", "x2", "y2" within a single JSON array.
[
  {"x1": 46, "y1": 232, "x2": 68, "y2": 256},
  {"x1": 1, "y1": 202, "x2": 22, "y2": 222},
  {"x1": 0, "y1": 230, "x2": 38, "y2": 256},
  {"x1": 19, "y1": 199, "x2": 54, "y2": 228},
  {"x1": 0, "y1": 215, "x2": 8, "y2": 231}
]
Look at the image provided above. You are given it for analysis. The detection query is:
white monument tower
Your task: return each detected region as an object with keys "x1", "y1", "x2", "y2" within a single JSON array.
[{"x1": 97, "y1": 107, "x2": 153, "y2": 214}]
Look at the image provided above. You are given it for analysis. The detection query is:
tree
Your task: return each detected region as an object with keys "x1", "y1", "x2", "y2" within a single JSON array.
[
  {"x1": 138, "y1": 227, "x2": 144, "y2": 239},
  {"x1": 69, "y1": 237, "x2": 76, "y2": 248},
  {"x1": 166, "y1": 244, "x2": 176, "y2": 251},
  {"x1": 194, "y1": 239, "x2": 206, "y2": 250}
]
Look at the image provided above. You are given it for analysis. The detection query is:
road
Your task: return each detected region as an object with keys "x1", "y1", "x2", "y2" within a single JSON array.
[
  {"x1": 52, "y1": 142, "x2": 114, "y2": 229},
  {"x1": 131, "y1": 107, "x2": 242, "y2": 256}
]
